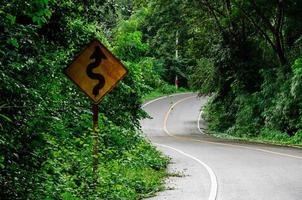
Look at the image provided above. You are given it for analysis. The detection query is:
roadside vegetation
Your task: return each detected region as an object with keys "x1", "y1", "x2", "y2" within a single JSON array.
[{"x1": 0, "y1": 1, "x2": 170, "y2": 199}]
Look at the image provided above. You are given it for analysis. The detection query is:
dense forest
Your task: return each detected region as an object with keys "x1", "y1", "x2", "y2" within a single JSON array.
[{"x1": 1, "y1": 0, "x2": 302, "y2": 199}]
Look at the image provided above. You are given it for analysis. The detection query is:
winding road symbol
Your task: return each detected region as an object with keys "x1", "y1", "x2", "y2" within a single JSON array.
[{"x1": 86, "y1": 46, "x2": 106, "y2": 97}]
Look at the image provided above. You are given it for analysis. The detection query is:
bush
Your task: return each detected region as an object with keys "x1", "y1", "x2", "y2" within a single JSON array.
[
  {"x1": 291, "y1": 130, "x2": 302, "y2": 144},
  {"x1": 203, "y1": 95, "x2": 236, "y2": 133},
  {"x1": 259, "y1": 128, "x2": 291, "y2": 142}
]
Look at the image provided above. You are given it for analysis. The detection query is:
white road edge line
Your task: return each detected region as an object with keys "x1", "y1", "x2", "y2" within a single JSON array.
[
  {"x1": 143, "y1": 93, "x2": 218, "y2": 200},
  {"x1": 154, "y1": 143, "x2": 218, "y2": 200},
  {"x1": 163, "y1": 95, "x2": 218, "y2": 200},
  {"x1": 197, "y1": 109, "x2": 203, "y2": 134}
]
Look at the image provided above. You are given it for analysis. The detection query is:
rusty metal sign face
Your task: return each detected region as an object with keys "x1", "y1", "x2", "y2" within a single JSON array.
[{"x1": 65, "y1": 39, "x2": 128, "y2": 104}]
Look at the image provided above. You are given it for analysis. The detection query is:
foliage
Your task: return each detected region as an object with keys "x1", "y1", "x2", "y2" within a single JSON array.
[{"x1": 189, "y1": 58, "x2": 215, "y2": 94}]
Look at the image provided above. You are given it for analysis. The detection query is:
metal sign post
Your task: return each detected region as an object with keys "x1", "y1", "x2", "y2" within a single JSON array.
[{"x1": 92, "y1": 103, "x2": 99, "y2": 175}]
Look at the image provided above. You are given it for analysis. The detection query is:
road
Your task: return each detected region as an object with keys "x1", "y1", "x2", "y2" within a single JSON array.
[{"x1": 141, "y1": 93, "x2": 302, "y2": 200}]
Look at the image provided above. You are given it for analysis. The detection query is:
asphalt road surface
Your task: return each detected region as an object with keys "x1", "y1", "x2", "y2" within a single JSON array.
[{"x1": 141, "y1": 93, "x2": 302, "y2": 200}]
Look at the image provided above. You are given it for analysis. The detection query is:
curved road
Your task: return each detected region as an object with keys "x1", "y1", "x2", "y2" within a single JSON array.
[{"x1": 141, "y1": 93, "x2": 302, "y2": 200}]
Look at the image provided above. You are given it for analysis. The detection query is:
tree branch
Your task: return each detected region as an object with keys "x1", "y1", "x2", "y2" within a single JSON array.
[
  {"x1": 276, "y1": 1, "x2": 285, "y2": 52},
  {"x1": 197, "y1": 0, "x2": 225, "y2": 34},
  {"x1": 200, "y1": 0, "x2": 227, "y2": 18},
  {"x1": 249, "y1": 0, "x2": 275, "y2": 33},
  {"x1": 236, "y1": 3, "x2": 277, "y2": 52}
]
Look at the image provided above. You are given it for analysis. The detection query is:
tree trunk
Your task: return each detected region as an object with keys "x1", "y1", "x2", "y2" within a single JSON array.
[{"x1": 275, "y1": 33, "x2": 287, "y2": 65}]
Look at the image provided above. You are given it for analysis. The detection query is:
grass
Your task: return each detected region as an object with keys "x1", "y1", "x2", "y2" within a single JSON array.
[{"x1": 208, "y1": 130, "x2": 302, "y2": 149}]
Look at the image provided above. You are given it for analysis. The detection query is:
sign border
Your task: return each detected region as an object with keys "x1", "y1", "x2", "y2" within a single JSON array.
[{"x1": 64, "y1": 39, "x2": 128, "y2": 104}]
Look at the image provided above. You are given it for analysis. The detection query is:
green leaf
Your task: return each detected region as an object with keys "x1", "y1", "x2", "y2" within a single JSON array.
[
  {"x1": 0, "y1": 155, "x2": 4, "y2": 169},
  {"x1": 7, "y1": 38, "x2": 19, "y2": 48},
  {"x1": 6, "y1": 14, "x2": 16, "y2": 25},
  {"x1": 0, "y1": 114, "x2": 12, "y2": 122}
]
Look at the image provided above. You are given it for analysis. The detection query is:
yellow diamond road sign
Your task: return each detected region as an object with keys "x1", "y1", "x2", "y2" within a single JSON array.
[{"x1": 65, "y1": 39, "x2": 128, "y2": 104}]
